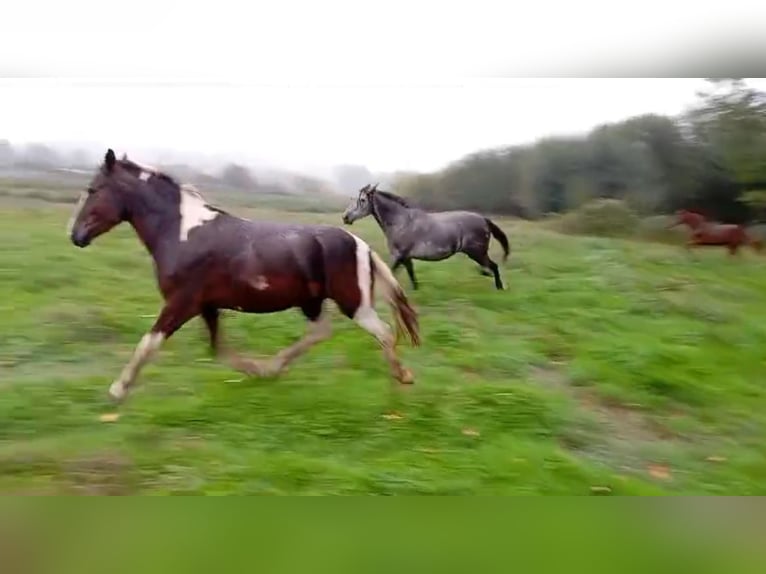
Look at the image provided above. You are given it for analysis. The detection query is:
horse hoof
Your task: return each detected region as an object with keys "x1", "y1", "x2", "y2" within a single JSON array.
[
  {"x1": 241, "y1": 358, "x2": 283, "y2": 379},
  {"x1": 399, "y1": 368, "x2": 415, "y2": 385},
  {"x1": 235, "y1": 358, "x2": 268, "y2": 378},
  {"x1": 108, "y1": 381, "x2": 127, "y2": 403},
  {"x1": 261, "y1": 365, "x2": 284, "y2": 378}
]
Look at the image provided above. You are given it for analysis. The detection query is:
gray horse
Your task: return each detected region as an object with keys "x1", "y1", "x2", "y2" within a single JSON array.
[{"x1": 342, "y1": 184, "x2": 510, "y2": 290}]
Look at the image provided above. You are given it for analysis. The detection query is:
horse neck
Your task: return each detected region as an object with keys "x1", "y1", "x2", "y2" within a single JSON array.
[
  {"x1": 123, "y1": 187, "x2": 181, "y2": 269},
  {"x1": 372, "y1": 194, "x2": 410, "y2": 232},
  {"x1": 686, "y1": 215, "x2": 706, "y2": 229}
]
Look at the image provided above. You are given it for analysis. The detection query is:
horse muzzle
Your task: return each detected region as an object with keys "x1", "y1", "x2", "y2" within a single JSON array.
[
  {"x1": 70, "y1": 228, "x2": 91, "y2": 248},
  {"x1": 342, "y1": 214, "x2": 353, "y2": 225}
]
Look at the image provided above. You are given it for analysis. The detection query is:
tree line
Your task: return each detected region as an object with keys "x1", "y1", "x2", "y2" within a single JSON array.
[{"x1": 394, "y1": 79, "x2": 766, "y2": 224}]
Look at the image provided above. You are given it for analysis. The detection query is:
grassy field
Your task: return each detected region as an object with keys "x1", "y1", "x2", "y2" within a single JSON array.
[{"x1": 1, "y1": 198, "x2": 765, "y2": 495}]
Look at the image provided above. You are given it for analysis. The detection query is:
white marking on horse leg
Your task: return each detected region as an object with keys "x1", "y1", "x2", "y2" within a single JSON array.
[
  {"x1": 346, "y1": 232, "x2": 412, "y2": 382},
  {"x1": 355, "y1": 307, "x2": 412, "y2": 383},
  {"x1": 179, "y1": 187, "x2": 219, "y2": 241},
  {"x1": 109, "y1": 331, "x2": 165, "y2": 400},
  {"x1": 66, "y1": 191, "x2": 87, "y2": 236},
  {"x1": 355, "y1": 306, "x2": 391, "y2": 343}
]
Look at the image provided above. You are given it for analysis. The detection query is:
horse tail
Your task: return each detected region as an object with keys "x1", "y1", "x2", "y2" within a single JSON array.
[
  {"x1": 485, "y1": 218, "x2": 510, "y2": 262},
  {"x1": 369, "y1": 250, "x2": 421, "y2": 347}
]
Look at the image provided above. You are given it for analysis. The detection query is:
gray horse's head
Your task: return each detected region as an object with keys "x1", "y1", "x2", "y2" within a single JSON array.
[{"x1": 342, "y1": 183, "x2": 378, "y2": 225}]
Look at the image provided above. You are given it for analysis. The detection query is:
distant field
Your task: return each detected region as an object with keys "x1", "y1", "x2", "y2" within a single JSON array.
[
  {"x1": 1, "y1": 197, "x2": 765, "y2": 494},
  {"x1": 0, "y1": 175, "x2": 348, "y2": 213}
]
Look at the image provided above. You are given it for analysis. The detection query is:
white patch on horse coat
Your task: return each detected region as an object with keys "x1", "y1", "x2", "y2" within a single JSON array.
[
  {"x1": 138, "y1": 170, "x2": 152, "y2": 181},
  {"x1": 179, "y1": 185, "x2": 219, "y2": 241},
  {"x1": 347, "y1": 232, "x2": 391, "y2": 340},
  {"x1": 349, "y1": 233, "x2": 372, "y2": 310},
  {"x1": 253, "y1": 275, "x2": 269, "y2": 290},
  {"x1": 66, "y1": 191, "x2": 88, "y2": 236},
  {"x1": 354, "y1": 306, "x2": 390, "y2": 341},
  {"x1": 109, "y1": 331, "x2": 165, "y2": 400}
]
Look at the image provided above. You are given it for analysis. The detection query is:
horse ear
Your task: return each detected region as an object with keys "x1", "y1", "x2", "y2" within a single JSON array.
[
  {"x1": 370, "y1": 183, "x2": 379, "y2": 192},
  {"x1": 121, "y1": 153, "x2": 128, "y2": 161},
  {"x1": 104, "y1": 149, "x2": 116, "y2": 172}
]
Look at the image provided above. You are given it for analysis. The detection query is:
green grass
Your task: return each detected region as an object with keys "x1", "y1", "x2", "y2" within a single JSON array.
[{"x1": 1, "y1": 199, "x2": 765, "y2": 495}]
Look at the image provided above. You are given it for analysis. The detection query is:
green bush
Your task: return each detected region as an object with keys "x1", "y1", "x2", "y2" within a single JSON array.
[
  {"x1": 546, "y1": 199, "x2": 640, "y2": 238},
  {"x1": 636, "y1": 214, "x2": 686, "y2": 244}
]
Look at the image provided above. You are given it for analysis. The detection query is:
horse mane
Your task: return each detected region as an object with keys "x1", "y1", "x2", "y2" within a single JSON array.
[
  {"x1": 120, "y1": 158, "x2": 181, "y2": 187},
  {"x1": 375, "y1": 190, "x2": 414, "y2": 208},
  {"x1": 119, "y1": 157, "x2": 226, "y2": 212}
]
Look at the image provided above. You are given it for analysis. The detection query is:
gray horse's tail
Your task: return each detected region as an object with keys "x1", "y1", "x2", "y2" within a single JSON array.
[{"x1": 485, "y1": 218, "x2": 510, "y2": 262}]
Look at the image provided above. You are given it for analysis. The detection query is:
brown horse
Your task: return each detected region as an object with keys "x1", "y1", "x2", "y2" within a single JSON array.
[
  {"x1": 68, "y1": 149, "x2": 420, "y2": 403},
  {"x1": 670, "y1": 209, "x2": 763, "y2": 255}
]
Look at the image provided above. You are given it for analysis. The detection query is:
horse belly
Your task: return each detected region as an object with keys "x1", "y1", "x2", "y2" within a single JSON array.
[
  {"x1": 216, "y1": 274, "x2": 319, "y2": 313},
  {"x1": 695, "y1": 231, "x2": 732, "y2": 245},
  {"x1": 409, "y1": 236, "x2": 458, "y2": 260}
]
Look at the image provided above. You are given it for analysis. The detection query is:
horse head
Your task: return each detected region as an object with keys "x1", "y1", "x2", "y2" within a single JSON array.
[
  {"x1": 68, "y1": 148, "x2": 171, "y2": 248},
  {"x1": 342, "y1": 183, "x2": 378, "y2": 225},
  {"x1": 670, "y1": 209, "x2": 705, "y2": 230},
  {"x1": 68, "y1": 149, "x2": 132, "y2": 247}
]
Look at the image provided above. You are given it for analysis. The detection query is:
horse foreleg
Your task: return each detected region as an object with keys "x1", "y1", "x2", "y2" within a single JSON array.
[
  {"x1": 109, "y1": 296, "x2": 199, "y2": 402},
  {"x1": 401, "y1": 259, "x2": 418, "y2": 290},
  {"x1": 201, "y1": 306, "x2": 221, "y2": 355},
  {"x1": 684, "y1": 239, "x2": 700, "y2": 260},
  {"x1": 200, "y1": 306, "x2": 257, "y2": 374},
  {"x1": 391, "y1": 255, "x2": 418, "y2": 290}
]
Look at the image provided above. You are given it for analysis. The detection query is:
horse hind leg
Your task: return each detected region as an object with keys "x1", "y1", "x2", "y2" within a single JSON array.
[
  {"x1": 220, "y1": 300, "x2": 332, "y2": 378},
  {"x1": 262, "y1": 300, "x2": 332, "y2": 376},
  {"x1": 465, "y1": 248, "x2": 505, "y2": 290},
  {"x1": 338, "y1": 236, "x2": 414, "y2": 384},
  {"x1": 487, "y1": 259, "x2": 504, "y2": 290},
  {"x1": 354, "y1": 306, "x2": 413, "y2": 384},
  {"x1": 200, "y1": 306, "x2": 267, "y2": 377}
]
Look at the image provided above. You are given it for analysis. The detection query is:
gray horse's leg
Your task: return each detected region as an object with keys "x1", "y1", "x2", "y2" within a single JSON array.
[
  {"x1": 465, "y1": 249, "x2": 505, "y2": 290},
  {"x1": 391, "y1": 255, "x2": 418, "y2": 290},
  {"x1": 402, "y1": 259, "x2": 418, "y2": 290},
  {"x1": 486, "y1": 258, "x2": 504, "y2": 290}
]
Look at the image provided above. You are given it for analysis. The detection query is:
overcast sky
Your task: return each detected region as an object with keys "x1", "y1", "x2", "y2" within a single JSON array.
[{"x1": 2, "y1": 1, "x2": 766, "y2": 174}]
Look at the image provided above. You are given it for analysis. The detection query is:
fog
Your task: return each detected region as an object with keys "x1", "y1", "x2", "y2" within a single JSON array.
[{"x1": 6, "y1": 79, "x2": 765, "y2": 187}]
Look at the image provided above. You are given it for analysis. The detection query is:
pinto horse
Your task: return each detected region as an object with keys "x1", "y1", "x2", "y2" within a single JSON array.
[
  {"x1": 68, "y1": 149, "x2": 420, "y2": 403},
  {"x1": 670, "y1": 209, "x2": 763, "y2": 255},
  {"x1": 342, "y1": 184, "x2": 510, "y2": 290}
]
